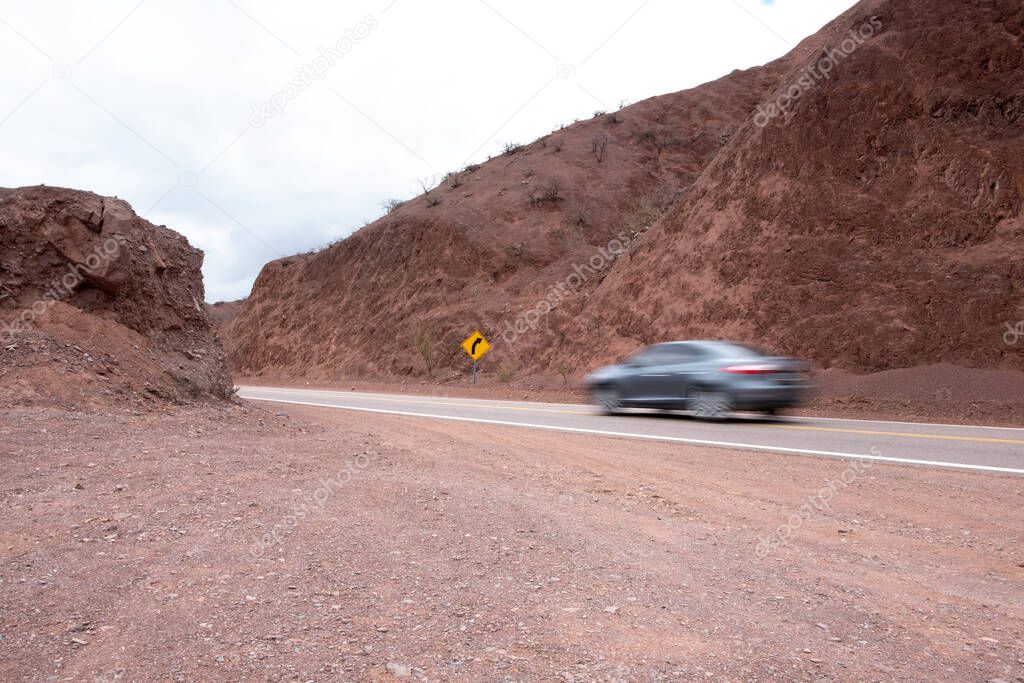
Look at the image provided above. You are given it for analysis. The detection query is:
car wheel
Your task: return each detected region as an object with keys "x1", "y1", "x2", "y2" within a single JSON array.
[
  {"x1": 690, "y1": 389, "x2": 731, "y2": 420},
  {"x1": 593, "y1": 386, "x2": 622, "y2": 415}
]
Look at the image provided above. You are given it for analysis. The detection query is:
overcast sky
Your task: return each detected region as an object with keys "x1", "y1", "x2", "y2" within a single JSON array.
[{"x1": 0, "y1": 0, "x2": 857, "y2": 302}]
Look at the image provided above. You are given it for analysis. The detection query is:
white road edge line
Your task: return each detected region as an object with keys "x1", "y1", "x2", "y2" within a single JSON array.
[
  {"x1": 241, "y1": 395, "x2": 1024, "y2": 476},
  {"x1": 237, "y1": 386, "x2": 1024, "y2": 432}
]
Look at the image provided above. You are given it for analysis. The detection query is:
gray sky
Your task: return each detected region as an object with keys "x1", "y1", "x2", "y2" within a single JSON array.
[{"x1": 0, "y1": 0, "x2": 857, "y2": 302}]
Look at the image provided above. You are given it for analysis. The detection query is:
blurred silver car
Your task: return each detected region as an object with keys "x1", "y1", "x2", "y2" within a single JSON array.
[{"x1": 585, "y1": 341, "x2": 811, "y2": 419}]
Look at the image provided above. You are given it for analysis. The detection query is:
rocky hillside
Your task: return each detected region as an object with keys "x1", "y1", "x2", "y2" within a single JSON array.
[
  {"x1": 225, "y1": 62, "x2": 787, "y2": 379},
  {"x1": 0, "y1": 186, "x2": 233, "y2": 407},
  {"x1": 225, "y1": 0, "x2": 1023, "y2": 381},
  {"x1": 574, "y1": 0, "x2": 1024, "y2": 372}
]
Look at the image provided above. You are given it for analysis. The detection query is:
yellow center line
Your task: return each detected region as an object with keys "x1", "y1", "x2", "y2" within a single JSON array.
[
  {"x1": 756, "y1": 423, "x2": 1024, "y2": 445},
  {"x1": 245, "y1": 389, "x2": 1024, "y2": 446}
]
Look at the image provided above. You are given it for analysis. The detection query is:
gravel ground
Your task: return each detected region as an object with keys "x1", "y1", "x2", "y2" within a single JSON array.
[{"x1": 2, "y1": 402, "x2": 1022, "y2": 681}]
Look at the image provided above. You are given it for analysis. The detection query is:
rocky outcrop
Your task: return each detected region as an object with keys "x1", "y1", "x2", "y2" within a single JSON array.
[{"x1": 0, "y1": 185, "x2": 233, "y2": 407}]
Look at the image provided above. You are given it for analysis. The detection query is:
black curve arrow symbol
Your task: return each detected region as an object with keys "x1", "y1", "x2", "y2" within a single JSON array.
[{"x1": 471, "y1": 337, "x2": 482, "y2": 354}]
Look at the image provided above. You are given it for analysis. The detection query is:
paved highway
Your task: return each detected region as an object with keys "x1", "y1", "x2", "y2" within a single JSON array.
[{"x1": 237, "y1": 386, "x2": 1024, "y2": 475}]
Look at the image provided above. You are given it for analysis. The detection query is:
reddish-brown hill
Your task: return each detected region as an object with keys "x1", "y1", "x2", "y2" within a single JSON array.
[
  {"x1": 574, "y1": 0, "x2": 1024, "y2": 373},
  {"x1": 225, "y1": 0, "x2": 1023, "y2": 382},
  {"x1": 207, "y1": 299, "x2": 246, "y2": 328},
  {"x1": 0, "y1": 186, "x2": 233, "y2": 407},
  {"x1": 226, "y1": 64, "x2": 787, "y2": 379}
]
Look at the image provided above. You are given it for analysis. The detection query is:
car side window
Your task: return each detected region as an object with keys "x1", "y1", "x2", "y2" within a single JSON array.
[
  {"x1": 630, "y1": 349, "x2": 659, "y2": 366},
  {"x1": 629, "y1": 345, "x2": 701, "y2": 366},
  {"x1": 660, "y1": 345, "x2": 697, "y2": 364}
]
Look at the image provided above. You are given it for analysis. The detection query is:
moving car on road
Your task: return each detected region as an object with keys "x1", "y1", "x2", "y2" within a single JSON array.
[{"x1": 585, "y1": 341, "x2": 810, "y2": 419}]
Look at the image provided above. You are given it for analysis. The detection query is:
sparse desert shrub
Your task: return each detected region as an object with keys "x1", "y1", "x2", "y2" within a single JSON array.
[
  {"x1": 636, "y1": 127, "x2": 683, "y2": 151},
  {"x1": 552, "y1": 139, "x2": 563, "y2": 152},
  {"x1": 593, "y1": 110, "x2": 606, "y2": 118},
  {"x1": 618, "y1": 184, "x2": 682, "y2": 255},
  {"x1": 413, "y1": 323, "x2": 434, "y2": 377},
  {"x1": 637, "y1": 128, "x2": 657, "y2": 147},
  {"x1": 528, "y1": 177, "x2": 562, "y2": 206},
  {"x1": 382, "y1": 198, "x2": 402, "y2": 214},
  {"x1": 591, "y1": 134, "x2": 608, "y2": 162},
  {"x1": 542, "y1": 178, "x2": 562, "y2": 202},
  {"x1": 418, "y1": 178, "x2": 441, "y2": 207},
  {"x1": 497, "y1": 365, "x2": 514, "y2": 383},
  {"x1": 646, "y1": 182, "x2": 683, "y2": 212},
  {"x1": 555, "y1": 362, "x2": 571, "y2": 386},
  {"x1": 564, "y1": 199, "x2": 591, "y2": 228},
  {"x1": 444, "y1": 171, "x2": 463, "y2": 189},
  {"x1": 503, "y1": 142, "x2": 523, "y2": 155},
  {"x1": 604, "y1": 112, "x2": 622, "y2": 125}
]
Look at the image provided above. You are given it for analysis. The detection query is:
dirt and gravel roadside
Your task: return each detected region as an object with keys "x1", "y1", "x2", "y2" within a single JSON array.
[{"x1": 2, "y1": 402, "x2": 1022, "y2": 681}]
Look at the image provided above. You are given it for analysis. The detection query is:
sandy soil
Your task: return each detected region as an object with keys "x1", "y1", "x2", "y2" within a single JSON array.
[{"x1": 2, "y1": 402, "x2": 1022, "y2": 681}]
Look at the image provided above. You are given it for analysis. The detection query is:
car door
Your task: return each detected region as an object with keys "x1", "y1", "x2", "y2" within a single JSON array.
[
  {"x1": 648, "y1": 344, "x2": 704, "y2": 405},
  {"x1": 616, "y1": 347, "x2": 664, "y2": 403},
  {"x1": 624, "y1": 345, "x2": 682, "y2": 404}
]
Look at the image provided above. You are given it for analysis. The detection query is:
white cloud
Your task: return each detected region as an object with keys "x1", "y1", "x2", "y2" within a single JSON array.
[{"x1": 0, "y1": 0, "x2": 858, "y2": 301}]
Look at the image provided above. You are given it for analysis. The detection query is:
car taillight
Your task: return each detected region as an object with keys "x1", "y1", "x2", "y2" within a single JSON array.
[{"x1": 722, "y1": 363, "x2": 783, "y2": 374}]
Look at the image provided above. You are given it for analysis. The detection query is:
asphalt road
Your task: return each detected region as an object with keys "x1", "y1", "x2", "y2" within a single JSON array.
[{"x1": 237, "y1": 386, "x2": 1024, "y2": 476}]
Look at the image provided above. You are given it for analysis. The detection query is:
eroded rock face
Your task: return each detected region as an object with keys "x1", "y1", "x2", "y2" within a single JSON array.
[{"x1": 0, "y1": 185, "x2": 233, "y2": 407}]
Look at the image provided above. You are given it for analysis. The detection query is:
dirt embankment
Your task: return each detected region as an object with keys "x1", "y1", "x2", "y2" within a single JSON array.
[
  {"x1": 223, "y1": 0, "x2": 1024, "y2": 400},
  {"x1": 0, "y1": 186, "x2": 232, "y2": 408}
]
